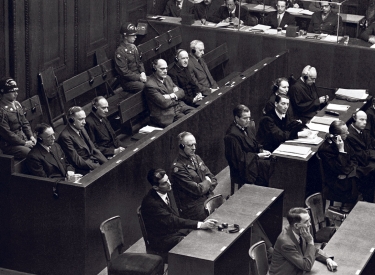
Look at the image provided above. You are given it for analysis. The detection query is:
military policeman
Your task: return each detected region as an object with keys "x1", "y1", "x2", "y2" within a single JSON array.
[
  {"x1": 115, "y1": 22, "x2": 146, "y2": 98},
  {"x1": 0, "y1": 77, "x2": 36, "y2": 158},
  {"x1": 171, "y1": 131, "x2": 218, "y2": 220}
]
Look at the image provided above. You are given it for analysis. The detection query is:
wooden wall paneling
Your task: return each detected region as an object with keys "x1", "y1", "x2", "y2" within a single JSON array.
[{"x1": 0, "y1": 0, "x2": 9, "y2": 79}]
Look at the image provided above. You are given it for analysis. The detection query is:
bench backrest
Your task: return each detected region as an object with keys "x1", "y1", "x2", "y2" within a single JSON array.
[
  {"x1": 118, "y1": 91, "x2": 148, "y2": 124},
  {"x1": 20, "y1": 95, "x2": 43, "y2": 125},
  {"x1": 204, "y1": 43, "x2": 228, "y2": 72}
]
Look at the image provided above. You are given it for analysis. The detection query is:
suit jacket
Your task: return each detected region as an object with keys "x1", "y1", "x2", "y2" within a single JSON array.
[
  {"x1": 210, "y1": 4, "x2": 248, "y2": 24},
  {"x1": 224, "y1": 122, "x2": 263, "y2": 185},
  {"x1": 26, "y1": 143, "x2": 74, "y2": 180},
  {"x1": 193, "y1": 2, "x2": 219, "y2": 22},
  {"x1": 163, "y1": 0, "x2": 182, "y2": 17},
  {"x1": 269, "y1": 225, "x2": 332, "y2": 275},
  {"x1": 264, "y1": 93, "x2": 295, "y2": 119},
  {"x1": 144, "y1": 74, "x2": 190, "y2": 127},
  {"x1": 141, "y1": 189, "x2": 198, "y2": 251},
  {"x1": 289, "y1": 78, "x2": 321, "y2": 122},
  {"x1": 58, "y1": 125, "x2": 107, "y2": 172},
  {"x1": 256, "y1": 109, "x2": 304, "y2": 152},
  {"x1": 308, "y1": 11, "x2": 343, "y2": 35},
  {"x1": 264, "y1": 11, "x2": 296, "y2": 29},
  {"x1": 85, "y1": 111, "x2": 120, "y2": 157},
  {"x1": 360, "y1": 22, "x2": 375, "y2": 42},
  {"x1": 346, "y1": 125, "x2": 375, "y2": 167},
  {"x1": 168, "y1": 62, "x2": 201, "y2": 106},
  {"x1": 188, "y1": 54, "x2": 218, "y2": 95}
]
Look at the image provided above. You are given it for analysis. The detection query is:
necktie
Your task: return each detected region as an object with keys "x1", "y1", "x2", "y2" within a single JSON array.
[
  {"x1": 50, "y1": 147, "x2": 66, "y2": 176},
  {"x1": 277, "y1": 15, "x2": 281, "y2": 27},
  {"x1": 299, "y1": 235, "x2": 304, "y2": 251},
  {"x1": 165, "y1": 195, "x2": 170, "y2": 206}
]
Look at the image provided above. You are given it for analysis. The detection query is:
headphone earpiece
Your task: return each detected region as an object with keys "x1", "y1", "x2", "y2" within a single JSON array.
[
  {"x1": 92, "y1": 105, "x2": 98, "y2": 112},
  {"x1": 69, "y1": 117, "x2": 75, "y2": 124},
  {"x1": 302, "y1": 65, "x2": 312, "y2": 81},
  {"x1": 179, "y1": 143, "x2": 185, "y2": 150},
  {"x1": 192, "y1": 48, "x2": 196, "y2": 54},
  {"x1": 175, "y1": 56, "x2": 179, "y2": 62},
  {"x1": 37, "y1": 136, "x2": 43, "y2": 142}
]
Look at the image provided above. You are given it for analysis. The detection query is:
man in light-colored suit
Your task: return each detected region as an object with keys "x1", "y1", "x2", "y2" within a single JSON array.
[
  {"x1": 188, "y1": 40, "x2": 219, "y2": 95},
  {"x1": 144, "y1": 59, "x2": 195, "y2": 128},
  {"x1": 269, "y1": 207, "x2": 337, "y2": 275},
  {"x1": 58, "y1": 106, "x2": 107, "y2": 175}
]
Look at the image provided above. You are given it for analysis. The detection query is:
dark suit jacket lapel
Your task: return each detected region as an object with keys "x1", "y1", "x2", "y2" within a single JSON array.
[
  {"x1": 349, "y1": 126, "x2": 366, "y2": 148},
  {"x1": 68, "y1": 126, "x2": 90, "y2": 152},
  {"x1": 189, "y1": 54, "x2": 205, "y2": 73},
  {"x1": 287, "y1": 226, "x2": 304, "y2": 254},
  {"x1": 92, "y1": 113, "x2": 111, "y2": 140},
  {"x1": 50, "y1": 144, "x2": 67, "y2": 176},
  {"x1": 152, "y1": 75, "x2": 169, "y2": 94},
  {"x1": 151, "y1": 189, "x2": 179, "y2": 216},
  {"x1": 37, "y1": 144, "x2": 66, "y2": 176}
]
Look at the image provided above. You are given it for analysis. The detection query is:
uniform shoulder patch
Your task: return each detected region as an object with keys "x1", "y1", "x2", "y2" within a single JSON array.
[{"x1": 173, "y1": 167, "x2": 178, "y2": 173}]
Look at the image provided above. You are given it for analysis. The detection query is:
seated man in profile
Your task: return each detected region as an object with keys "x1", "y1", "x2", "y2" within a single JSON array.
[
  {"x1": 144, "y1": 59, "x2": 195, "y2": 128},
  {"x1": 224, "y1": 104, "x2": 274, "y2": 187},
  {"x1": 26, "y1": 123, "x2": 74, "y2": 180},
  {"x1": 58, "y1": 106, "x2": 107, "y2": 175},
  {"x1": 171, "y1": 132, "x2": 218, "y2": 220},
  {"x1": 308, "y1": 1, "x2": 343, "y2": 35},
  {"x1": 360, "y1": 21, "x2": 375, "y2": 44},
  {"x1": 163, "y1": 0, "x2": 184, "y2": 17},
  {"x1": 210, "y1": 0, "x2": 248, "y2": 25},
  {"x1": 264, "y1": 0, "x2": 296, "y2": 30},
  {"x1": 257, "y1": 95, "x2": 309, "y2": 152},
  {"x1": 269, "y1": 207, "x2": 337, "y2": 275},
  {"x1": 141, "y1": 168, "x2": 217, "y2": 253},
  {"x1": 168, "y1": 49, "x2": 203, "y2": 107},
  {"x1": 85, "y1": 96, "x2": 125, "y2": 158},
  {"x1": 188, "y1": 40, "x2": 219, "y2": 95}
]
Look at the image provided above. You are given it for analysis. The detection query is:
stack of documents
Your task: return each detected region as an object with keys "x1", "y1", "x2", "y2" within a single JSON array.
[
  {"x1": 306, "y1": 122, "x2": 329, "y2": 133},
  {"x1": 251, "y1": 24, "x2": 272, "y2": 31},
  {"x1": 335, "y1": 88, "x2": 368, "y2": 100},
  {"x1": 139, "y1": 125, "x2": 163, "y2": 134},
  {"x1": 307, "y1": 116, "x2": 340, "y2": 134},
  {"x1": 285, "y1": 130, "x2": 323, "y2": 145},
  {"x1": 326, "y1": 104, "x2": 350, "y2": 111},
  {"x1": 252, "y1": 4, "x2": 272, "y2": 10},
  {"x1": 310, "y1": 116, "x2": 339, "y2": 125},
  {"x1": 273, "y1": 144, "x2": 312, "y2": 158}
]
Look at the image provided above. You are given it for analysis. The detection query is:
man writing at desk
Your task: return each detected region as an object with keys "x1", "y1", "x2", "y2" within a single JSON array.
[{"x1": 269, "y1": 207, "x2": 337, "y2": 275}]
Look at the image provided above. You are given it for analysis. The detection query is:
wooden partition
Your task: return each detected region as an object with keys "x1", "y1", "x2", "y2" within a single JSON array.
[{"x1": 0, "y1": 52, "x2": 288, "y2": 275}]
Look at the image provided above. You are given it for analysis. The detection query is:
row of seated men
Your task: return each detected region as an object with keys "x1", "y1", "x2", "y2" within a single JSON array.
[{"x1": 115, "y1": 22, "x2": 219, "y2": 127}]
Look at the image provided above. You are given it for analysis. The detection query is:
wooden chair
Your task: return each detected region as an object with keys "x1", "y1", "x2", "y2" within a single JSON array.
[
  {"x1": 137, "y1": 206, "x2": 168, "y2": 263},
  {"x1": 100, "y1": 215, "x2": 164, "y2": 275},
  {"x1": 204, "y1": 194, "x2": 225, "y2": 216},
  {"x1": 305, "y1": 193, "x2": 337, "y2": 243},
  {"x1": 249, "y1": 241, "x2": 269, "y2": 275}
]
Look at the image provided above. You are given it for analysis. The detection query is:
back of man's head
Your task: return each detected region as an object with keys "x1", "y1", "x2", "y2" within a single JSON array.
[
  {"x1": 147, "y1": 168, "x2": 166, "y2": 187},
  {"x1": 329, "y1": 120, "x2": 345, "y2": 135},
  {"x1": 287, "y1": 207, "x2": 308, "y2": 225}
]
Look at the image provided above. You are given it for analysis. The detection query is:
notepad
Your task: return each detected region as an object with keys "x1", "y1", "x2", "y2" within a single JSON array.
[
  {"x1": 326, "y1": 104, "x2": 350, "y2": 111},
  {"x1": 273, "y1": 144, "x2": 312, "y2": 158},
  {"x1": 310, "y1": 116, "x2": 339, "y2": 125},
  {"x1": 285, "y1": 136, "x2": 323, "y2": 145},
  {"x1": 306, "y1": 122, "x2": 330, "y2": 133}
]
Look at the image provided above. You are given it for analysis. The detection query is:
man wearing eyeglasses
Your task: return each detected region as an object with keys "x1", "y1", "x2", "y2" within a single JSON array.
[
  {"x1": 224, "y1": 104, "x2": 274, "y2": 188},
  {"x1": 26, "y1": 123, "x2": 74, "y2": 180},
  {"x1": 308, "y1": 0, "x2": 343, "y2": 35},
  {"x1": 171, "y1": 132, "x2": 218, "y2": 220}
]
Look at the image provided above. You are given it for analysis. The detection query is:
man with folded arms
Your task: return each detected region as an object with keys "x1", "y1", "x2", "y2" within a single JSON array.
[
  {"x1": 269, "y1": 207, "x2": 337, "y2": 275},
  {"x1": 141, "y1": 168, "x2": 217, "y2": 253}
]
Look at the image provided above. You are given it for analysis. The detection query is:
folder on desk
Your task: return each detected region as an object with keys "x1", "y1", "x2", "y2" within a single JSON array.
[
  {"x1": 286, "y1": 8, "x2": 304, "y2": 13},
  {"x1": 306, "y1": 122, "x2": 330, "y2": 133},
  {"x1": 326, "y1": 103, "x2": 350, "y2": 111},
  {"x1": 335, "y1": 88, "x2": 368, "y2": 100},
  {"x1": 273, "y1": 144, "x2": 312, "y2": 158}
]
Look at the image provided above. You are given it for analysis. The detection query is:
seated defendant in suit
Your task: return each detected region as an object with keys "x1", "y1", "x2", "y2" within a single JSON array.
[
  {"x1": 26, "y1": 123, "x2": 74, "y2": 180},
  {"x1": 188, "y1": 40, "x2": 219, "y2": 95},
  {"x1": 144, "y1": 59, "x2": 195, "y2": 128},
  {"x1": 171, "y1": 132, "x2": 218, "y2": 220},
  {"x1": 85, "y1": 96, "x2": 125, "y2": 158},
  {"x1": 193, "y1": 0, "x2": 219, "y2": 24},
  {"x1": 210, "y1": 0, "x2": 249, "y2": 25},
  {"x1": 58, "y1": 106, "x2": 107, "y2": 175},
  {"x1": 115, "y1": 22, "x2": 146, "y2": 98},
  {"x1": 308, "y1": 1, "x2": 343, "y2": 35},
  {"x1": 141, "y1": 168, "x2": 217, "y2": 253},
  {"x1": 264, "y1": 0, "x2": 296, "y2": 30},
  {"x1": 163, "y1": 0, "x2": 184, "y2": 17},
  {"x1": 168, "y1": 49, "x2": 204, "y2": 107},
  {"x1": 0, "y1": 77, "x2": 36, "y2": 158},
  {"x1": 269, "y1": 207, "x2": 337, "y2": 275},
  {"x1": 257, "y1": 95, "x2": 309, "y2": 152}
]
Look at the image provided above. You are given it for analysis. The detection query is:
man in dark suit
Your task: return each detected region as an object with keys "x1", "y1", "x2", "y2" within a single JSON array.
[
  {"x1": 26, "y1": 123, "x2": 74, "y2": 180},
  {"x1": 308, "y1": 1, "x2": 343, "y2": 35},
  {"x1": 188, "y1": 40, "x2": 219, "y2": 95},
  {"x1": 168, "y1": 49, "x2": 203, "y2": 107},
  {"x1": 141, "y1": 168, "x2": 217, "y2": 253},
  {"x1": 163, "y1": 0, "x2": 183, "y2": 17},
  {"x1": 210, "y1": 0, "x2": 248, "y2": 25},
  {"x1": 257, "y1": 95, "x2": 308, "y2": 152},
  {"x1": 289, "y1": 65, "x2": 329, "y2": 124},
  {"x1": 193, "y1": 0, "x2": 220, "y2": 24},
  {"x1": 224, "y1": 104, "x2": 274, "y2": 187},
  {"x1": 269, "y1": 207, "x2": 337, "y2": 275},
  {"x1": 171, "y1": 132, "x2": 218, "y2": 220},
  {"x1": 58, "y1": 106, "x2": 107, "y2": 175},
  {"x1": 360, "y1": 21, "x2": 375, "y2": 44},
  {"x1": 264, "y1": 0, "x2": 296, "y2": 29},
  {"x1": 144, "y1": 59, "x2": 195, "y2": 127},
  {"x1": 85, "y1": 96, "x2": 125, "y2": 158}
]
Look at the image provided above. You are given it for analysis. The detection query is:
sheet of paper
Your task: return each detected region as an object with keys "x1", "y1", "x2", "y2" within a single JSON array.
[
  {"x1": 285, "y1": 136, "x2": 323, "y2": 145},
  {"x1": 253, "y1": 4, "x2": 272, "y2": 10},
  {"x1": 371, "y1": 44, "x2": 375, "y2": 48},
  {"x1": 275, "y1": 144, "x2": 312, "y2": 155},
  {"x1": 335, "y1": 88, "x2": 368, "y2": 100},
  {"x1": 310, "y1": 116, "x2": 339, "y2": 125},
  {"x1": 286, "y1": 8, "x2": 304, "y2": 13},
  {"x1": 251, "y1": 24, "x2": 272, "y2": 30},
  {"x1": 326, "y1": 103, "x2": 350, "y2": 111},
  {"x1": 321, "y1": 35, "x2": 342, "y2": 43},
  {"x1": 306, "y1": 122, "x2": 330, "y2": 133},
  {"x1": 272, "y1": 150, "x2": 311, "y2": 158},
  {"x1": 215, "y1": 22, "x2": 231, "y2": 28},
  {"x1": 139, "y1": 125, "x2": 163, "y2": 133},
  {"x1": 300, "y1": 10, "x2": 314, "y2": 15}
]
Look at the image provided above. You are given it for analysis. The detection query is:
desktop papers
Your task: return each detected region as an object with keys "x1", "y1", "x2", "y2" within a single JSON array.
[
  {"x1": 273, "y1": 144, "x2": 312, "y2": 158},
  {"x1": 286, "y1": 8, "x2": 304, "y2": 13},
  {"x1": 139, "y1": 125, "x2": 163, "y2": 134},
  {"x1": 310, "y1": 116, "x2": 339, "y2": 125},
  {"x1": 306, "y1": 122, "x2": 330, "y2": 133},
  {"x1": 300, "y1": 10, "x2": 314, "y2": 15},
  {"x1": 253, "y1": 4, "x2": 272, "y2": 10},
  {"x1": 335, "y1": 88, "x2": 368, "y2": 100},
  {"x1": 321, "y1": 35, "x2": 342, "y2": 43},
  {"x1": 326, "y1": 103, "x2": 350, "y2": 111},
  {"x1": 251, "y1": 24, "x2": 272, "y2": 31},
  {"x1": 285, "y1": 130, "x2": 323, "y2": 145}
]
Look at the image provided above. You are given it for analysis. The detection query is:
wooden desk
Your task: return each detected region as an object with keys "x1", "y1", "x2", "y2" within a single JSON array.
[
  {"x1": 168, "y1": 185, "x2": 284, "y2": 275},
  {"x1": 308, "y1": 202, "x2": 375, "y2": 275},
  {"x1": 270, "y1": 97, "x2": 369, "y2": 215}
]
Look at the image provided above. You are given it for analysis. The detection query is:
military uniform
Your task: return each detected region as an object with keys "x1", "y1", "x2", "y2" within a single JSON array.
[
  {"x1": 0, "y1": 99, "x2": 33, "y2": 158},
  {"x1": 171, "y1": 154, "x2": 217, "y2": 220},
  {"x1": 115, "y1": 42, "x2": 145, "y2": 95}
]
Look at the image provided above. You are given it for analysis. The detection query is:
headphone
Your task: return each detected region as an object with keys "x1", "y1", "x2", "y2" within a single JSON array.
[
  {"x1": 34, "y1": 123, "x2": 51, "y2": 143},
  {"x1": 175, "y1": 49, "x2": 186, "y2": 62},
  {"x1": 91, "y1": 96, "x2": 105, "y2": 112},
  {"x1": 152, "y1": 59, "x2": 160, "y2": 72},
  {"x1": 68, "y1": 106, "x2": 82, "y2": 124},
  {"x1": 190, "y1": 40, "x2": 202, "y2": 55},
  {"x1": 177, "y1": 131, "x2": 192, "y2": 150},
  {"x1": 302, "y1": 65, "x2": 312, "y2": 81},
  {"x1": 192, "y1": 48, "x2": 196, "y2": 54},
  {"x1": 352, "y1": 110, "x2": 360, "y2": 122}
]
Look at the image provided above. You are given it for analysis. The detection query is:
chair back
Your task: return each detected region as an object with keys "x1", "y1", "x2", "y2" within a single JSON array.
[
  {"x1": 99, "y1": 216, "x2": 124, "y2": 263},
  {"x1": 137, "y1": 206, "x2": 151, "y2": 250},
  {"x1": 249, "y1": 241, "x2": 269, "y2": 275},
  {"x1": 315, "y1": 152, "x2": 326, "y2": 184},
  {"x1": 305, "y1": 193, "x2": 326, "y2": 234},
  {"x1": 204, "y1": 194, "x2": 225, "y2": 216}
]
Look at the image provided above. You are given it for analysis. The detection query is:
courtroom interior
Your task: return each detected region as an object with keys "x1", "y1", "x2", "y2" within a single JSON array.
[{"x1": 1, "y1": 0, "x2": 375, "y2": 274}]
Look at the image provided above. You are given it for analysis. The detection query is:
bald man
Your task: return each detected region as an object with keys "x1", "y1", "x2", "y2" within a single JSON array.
[{"x1": 289, "y1": 66, "x2": 329, "y2": 124}]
